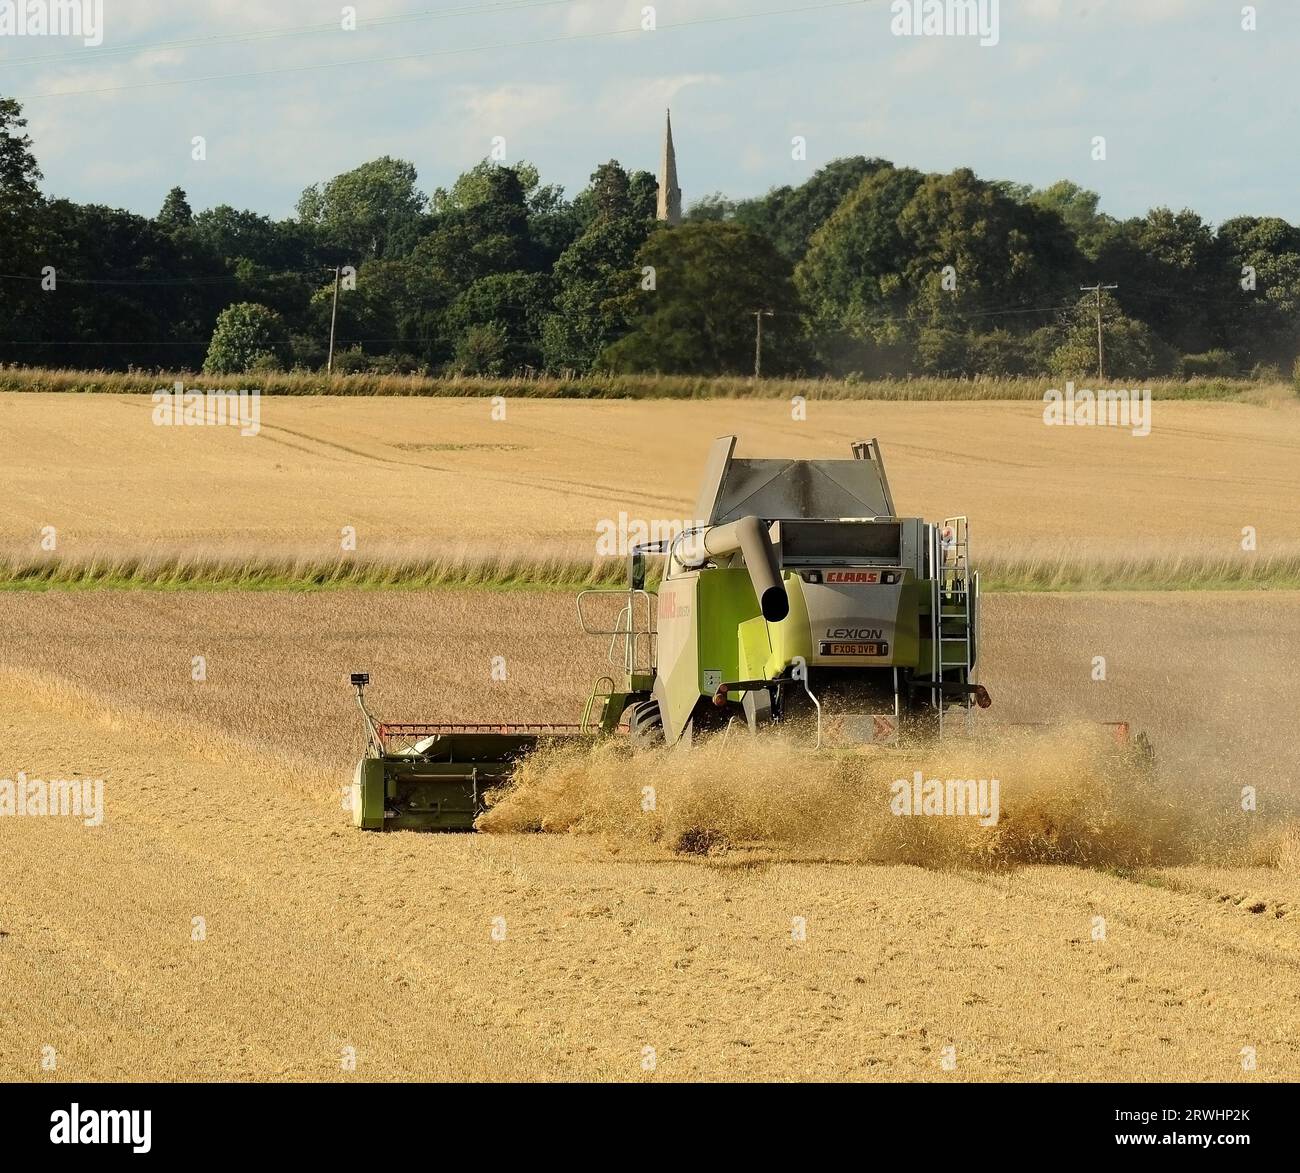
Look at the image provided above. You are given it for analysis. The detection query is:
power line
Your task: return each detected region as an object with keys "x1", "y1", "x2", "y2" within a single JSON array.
[
  {"x1": 0, "y1": 263, "x2": 1079, "y2": 312},
  {"x1": 0, "y1": 302, "x2": 1080, "y2": 349},
  {"x1": 0, "y1": 271, "x2": 1240, "y2": 317},
  {"x1": 852, "y1": 301, "x2": 1079, "y2": 327},
  {"x1": 0, "y1": 270, "x2": 318, "y2": 287},
  {"x1": 0, "y1": 273, "x2": 1250, "y2": 348},
  {"x1": 14, "y1": 1, "x2": 874, "y2": 100},
  {"x1": 0, "y1": 335, "x2": 491, "y2": 347}
]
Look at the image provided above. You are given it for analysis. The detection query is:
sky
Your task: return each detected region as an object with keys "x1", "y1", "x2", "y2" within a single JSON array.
[{"x1": 1, "y1": 0, "x2": 1297, "y2": 226}]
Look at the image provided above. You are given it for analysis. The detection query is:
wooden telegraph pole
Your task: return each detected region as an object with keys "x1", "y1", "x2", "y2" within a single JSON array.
[
  {"x1": 753, "y1": 309, "x2": 775, "y2": 379},
  {"x1": 1079, "y1": 283, "x2": 1118, "y2": 380},
  {"x1": 327, "y1": 265, "x2": 342, "y2": 375}
]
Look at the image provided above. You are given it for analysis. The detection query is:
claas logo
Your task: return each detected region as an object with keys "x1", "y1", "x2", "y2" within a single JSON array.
[
  {"x1": 659, "y1": 592, "x2": 690, "y2": 619},
  {"x1": 826, "y1": 571, "x2": 880, "y2": 584}
]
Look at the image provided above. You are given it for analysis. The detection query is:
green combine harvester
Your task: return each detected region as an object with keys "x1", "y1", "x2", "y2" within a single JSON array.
[{"x1": 350, "y1": 434, "x2": 993, "y2": 832}]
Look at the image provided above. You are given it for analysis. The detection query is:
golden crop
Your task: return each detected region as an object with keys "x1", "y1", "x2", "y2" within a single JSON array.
[
  {"x1": 1, "y1": 589, "x2": 1296, "y2": 1082},
  {"x1": 3, "y1": 392, "x2": 1299, "y2": 568}
]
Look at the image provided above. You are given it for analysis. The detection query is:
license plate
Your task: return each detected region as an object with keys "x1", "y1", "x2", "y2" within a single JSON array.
[{"x1": 819, "y1": 640, "x2": 889, "y2": 656}]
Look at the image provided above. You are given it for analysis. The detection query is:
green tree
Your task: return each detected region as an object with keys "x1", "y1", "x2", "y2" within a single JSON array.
[
  {"x1": 896, "y1": 168, "x2": 1079, "y2": 325},
  {"x1": 794, "y1": 164, "x2": 925, "y2": 369},
  {"x1": 966, "y1": 329, "x2": 1031, "y2": 376},
  {"x1": 735, "y1": 157, "x2": 890, "y2": 261},
  {"x1": 22, "y1": 199, "x2": 228, "y2": 369},
  {"x1": 187, "y1": 204, "x2": 321, "y2": 328},
  {"x1": 0, "y1": 97, "x2": 40, "y2": 210},
  {"x1": 571, "y1": 161, "x2": 657, "y2": 229},
  {"x1": 192, "y1": 205, "x2": 315, "y2": 269},
  {"x1": 156, "y1": 186, "x2": 194, "y2": 229},
  {"x1": 203, "y1": 302, "x2": 288, "y2": 373},
  {"x1": 1025, "y1": 181, "x2": 1117, "y2": 260},
  {"x1": 432, "y1": 159, "x2": 543, "y2": 213},
  {"x1": 430, "y1": 159, "x2": 581, "y2": 265},
  {"x1": 1094, "y1": 208, "x2": 1219, "y2": 354},
  {"x1": 798, "y1": 166, "x2": 1079, "y2": 375},
  {"x1": 296, "y1": 156, "x2": 428, "y2": 261},
  {"x1": 914, "y1": 327, "x2": 969, "y2": 376},
  {"x1": 304, "y1": 255, "x2": 452, "y2": 372},
  {"x1": 451, "y1": 321, "x2": 510, "y2": 376},
  {"x1": 1216, "y1": 216, "x2": 1300, "y2": 366},
  {"x1": 414, "y1": 164, "x2": 538, "y2": 289},
  {"x1": 1049, "y1": 291, "x2": 1170, "y2": 380},
  {"x1": 541, "y1": 161, "x2": 656, "y2": 372},
  {"x1": 685, "y1": 192, "x2": 738, "y2": 222},
  {"x1": 0, "y1": 98, "x2": 44, "y2": 361},
  {"x1": 448, "y1": 271, "x2": 552, "y2": 372},
  {"x1": 601, "y1": 222, "x2": 809, "y2": 375},
  {"x1": 321, "y1": 165, "x2": 554, "y2": 371}
]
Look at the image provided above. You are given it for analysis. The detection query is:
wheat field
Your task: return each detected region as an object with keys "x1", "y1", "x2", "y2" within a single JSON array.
[
  {"x1": 1, "y1": 589, "x2": 1296, "y2": 1082},
  {"x1": 3, "y1": 392, "x2": 1300, "y2": 568}
]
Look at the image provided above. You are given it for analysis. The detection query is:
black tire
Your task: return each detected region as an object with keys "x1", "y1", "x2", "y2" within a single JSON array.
[{"x1": 629, "y1": 700, "x2": 664, "y2": 749}]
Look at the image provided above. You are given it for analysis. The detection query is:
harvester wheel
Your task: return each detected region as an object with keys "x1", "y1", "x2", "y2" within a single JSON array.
[{"x1": 629, "y1": 700, "x2": 665, "y2": 748}]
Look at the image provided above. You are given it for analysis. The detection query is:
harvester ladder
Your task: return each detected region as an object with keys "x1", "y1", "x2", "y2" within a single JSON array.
[
  {"x1": 931, "y1": 517, "x2": 975, "y2": 736},
  {"x1": 582, "y1": 676, "x2": 617, "y2": 733}
]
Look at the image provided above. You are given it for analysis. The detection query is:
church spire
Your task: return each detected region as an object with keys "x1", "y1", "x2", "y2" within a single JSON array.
[{"x1": 657, "y1": 108, "x2": 682, "y2": 225}]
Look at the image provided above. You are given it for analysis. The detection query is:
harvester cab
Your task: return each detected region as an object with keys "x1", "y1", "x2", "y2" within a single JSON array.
[{"x1": 583, "y1": 435, "x2": 990, "y2": 750}]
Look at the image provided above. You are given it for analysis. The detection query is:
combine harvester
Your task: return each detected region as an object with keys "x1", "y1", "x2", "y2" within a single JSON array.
[{"x1": 349, "y1": 435, "x2": 1135, "y2": 832}]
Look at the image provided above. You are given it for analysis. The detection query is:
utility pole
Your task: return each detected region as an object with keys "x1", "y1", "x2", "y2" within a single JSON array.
[
  {"x1": 753, "y1": 309, "x2": 774, "y2": 379},
  {"x1": 1079, "y1": 283, "x2": 1118, "y2": 381},
  {"x1": 327, "y1": 265, "x2": 342, "y2": 376}
]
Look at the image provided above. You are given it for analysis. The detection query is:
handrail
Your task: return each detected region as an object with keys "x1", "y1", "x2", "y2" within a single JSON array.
[{"x1": 576, "y1": 586, "x2": 658, "y2": 676}]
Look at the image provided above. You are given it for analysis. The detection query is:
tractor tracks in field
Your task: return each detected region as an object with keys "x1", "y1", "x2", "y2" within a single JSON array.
[
  {"x1": 254, "y1": 421, "x2": 452, "y2": 471},
  {"x1": 251, "y1": 419, "x2": 683, "y2": 513},
  {"x1": 951, "y1": 866, "x2": 1300, "y2": 972},
  {"x1": 0, "y1": 676, "x2": 573, "y2": 1080}
]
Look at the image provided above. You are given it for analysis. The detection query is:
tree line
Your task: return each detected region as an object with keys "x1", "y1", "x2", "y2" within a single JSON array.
[{"x1": 3, "y1": 96, "x2": 1298, "y2": 381}]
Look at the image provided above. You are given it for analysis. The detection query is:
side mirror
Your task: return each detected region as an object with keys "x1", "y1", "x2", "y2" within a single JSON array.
[{"x1": 628, "y1": 550, "x2": 647, "y2": 592}]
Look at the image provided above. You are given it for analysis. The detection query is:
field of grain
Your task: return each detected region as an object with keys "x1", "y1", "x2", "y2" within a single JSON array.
[
  {"x1": 1, "y1": 590, "x2": 1297, "y2": 1081},
  {"x1": 3, "y1": 392, "x2": 1300, "y2": 570}
]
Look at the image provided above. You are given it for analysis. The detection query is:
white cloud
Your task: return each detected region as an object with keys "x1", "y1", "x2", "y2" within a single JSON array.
[
  {"x1": 888, "y1": 36, "x2": 947, "y2": 76},
  {"x1": 458, "y1": 82, "x2": 575, "y2": 129},
  {"x1": 1020, "y1": 0, "x2": 1065, "y2": 20},
  {"x1": 4, "y1": 0, "x2": 1296, "y2": 226}
]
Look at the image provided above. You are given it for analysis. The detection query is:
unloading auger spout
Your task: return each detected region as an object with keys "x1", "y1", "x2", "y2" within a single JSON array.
[{"x1": 675, "y1": 515, "x2": 789, "y2": 623}]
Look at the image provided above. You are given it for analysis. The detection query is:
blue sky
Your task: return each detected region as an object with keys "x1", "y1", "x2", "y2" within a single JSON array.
[{"x1": 2, "y1": 0, "x2": 1296, "y2": 226}]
